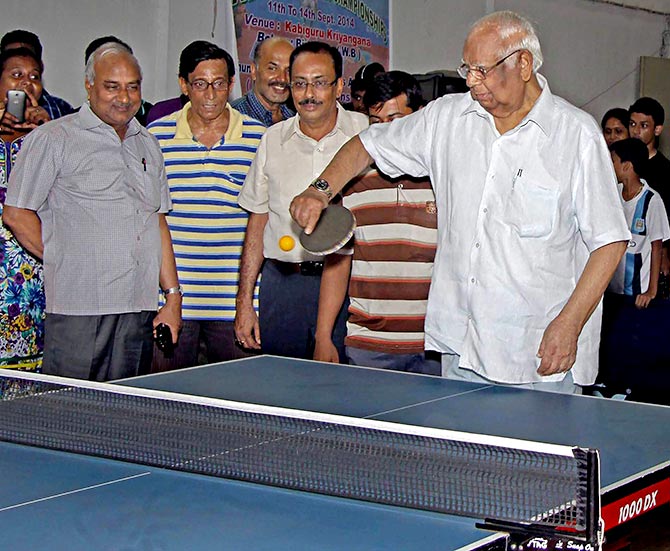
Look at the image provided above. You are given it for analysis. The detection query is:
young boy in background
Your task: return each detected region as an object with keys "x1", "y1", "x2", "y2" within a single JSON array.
[{"x1": 608, "y1": 138, "x2": 670, "y2": 307}]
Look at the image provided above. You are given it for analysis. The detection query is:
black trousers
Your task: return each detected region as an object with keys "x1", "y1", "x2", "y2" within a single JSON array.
[{"x1": 259, "y1": 260, "x2": 348, "y2": 362}]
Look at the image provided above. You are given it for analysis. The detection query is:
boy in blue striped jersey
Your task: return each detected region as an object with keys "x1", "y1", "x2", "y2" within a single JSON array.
[{"x1": 608, "y1": 138, "x2": 670, "y2": 308}]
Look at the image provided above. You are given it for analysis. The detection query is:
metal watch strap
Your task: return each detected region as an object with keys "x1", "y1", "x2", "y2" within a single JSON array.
[
  {"x1": 310, "y1": 178, "x2": 333, "y2": 200},
  {"x1": 163, "y1": 285, "x2": 183, "y2": 297}
]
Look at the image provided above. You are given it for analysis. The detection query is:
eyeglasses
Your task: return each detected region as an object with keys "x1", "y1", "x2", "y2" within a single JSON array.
[
  {"x1": 188, "y1": 78, "x2": 229, "y2": 92},
  {"x1": 289, "y1": 79, "x2": 337, "y2": 91},
  {"x1": 457, "y1": 49, "x2": 522, "y2": 81}
]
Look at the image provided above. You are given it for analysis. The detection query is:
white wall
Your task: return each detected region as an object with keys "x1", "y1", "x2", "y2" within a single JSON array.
[
  {"x1": 2, "y1": 0, "x2": 668, "y2": 123},
  {"x1": 390, "y1": 0, "x2": 666, "y2": 122},
  {"x1": 3, "y1": 0, "x2": 170, "y2": 107}
]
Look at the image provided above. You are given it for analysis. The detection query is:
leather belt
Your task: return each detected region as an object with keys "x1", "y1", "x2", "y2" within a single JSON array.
[{"x1": 269, "y1": 258, "x2": 324, "y2": 276}]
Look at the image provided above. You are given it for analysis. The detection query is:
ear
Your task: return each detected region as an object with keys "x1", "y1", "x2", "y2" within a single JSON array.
[
  {"x1": 335, "y1": 77, "x2": 344, "y2": 98},
  {"x1": 84, "y1": 79, "x2": 92, "y2": 97},
  {"x1": 518, "y1": 50, "x2": 533, "y2": 81},
  {"x1": 250, "y1": 62, "x2": 258, "y2": 82},
  {"x1": 654, "y1": 124, "x2": 664, "y2": 137},
  {"x1": 179, "y1": 77, "x2": 189, "y2": 97}
]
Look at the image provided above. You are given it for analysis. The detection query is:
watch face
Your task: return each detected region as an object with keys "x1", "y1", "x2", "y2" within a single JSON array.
[{"x1": 313, "y1": 179, "x2": 329, "y2": 191}]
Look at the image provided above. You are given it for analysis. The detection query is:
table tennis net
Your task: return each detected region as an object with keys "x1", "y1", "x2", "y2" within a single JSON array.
[{"x1": 0, "y1": 371, "x2": 598, "y2": 538}]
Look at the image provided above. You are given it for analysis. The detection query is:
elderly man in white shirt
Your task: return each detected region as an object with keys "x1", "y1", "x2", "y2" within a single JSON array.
[{"x1": 290, "y1": 11, "x2": 630, "y2": 393}]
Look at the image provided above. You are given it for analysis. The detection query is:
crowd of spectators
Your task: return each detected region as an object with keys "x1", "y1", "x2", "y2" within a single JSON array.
[{"x1": 1, "y1": 15, "x2": 668, "y2": 404}]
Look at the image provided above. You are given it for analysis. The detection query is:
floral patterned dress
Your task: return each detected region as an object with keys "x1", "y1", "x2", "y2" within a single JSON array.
[{"x1": 0, "y1": 135, "x2": 45, "y2": 370}]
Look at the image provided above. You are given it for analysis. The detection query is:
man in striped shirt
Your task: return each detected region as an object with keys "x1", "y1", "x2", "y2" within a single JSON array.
[
  {"x1": 314, "y1": 71, "x2": 440, "y2": 374},
  {"x1": 148, "y1": 41, "x2": 265, "y2": 371}
]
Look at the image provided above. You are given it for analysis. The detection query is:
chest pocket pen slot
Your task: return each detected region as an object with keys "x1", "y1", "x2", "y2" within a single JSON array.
[{"x1": 139, "y1": 159, "x2": 163, "y2": 210}]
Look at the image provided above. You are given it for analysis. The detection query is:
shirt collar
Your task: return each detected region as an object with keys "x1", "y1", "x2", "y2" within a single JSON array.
[
  {"x1": 78, "y1": 102, "x2": 142, "y2": 138},
  {"x1": 461, "y1": 73, "x2": 554, "y2": 136},
  {"x1": 246, "y1": 89, "x2": 293, "y2": 124},
  {"x1": 280, "y1": 103, "x2": 353, "y2": 145},
  {"x1": 174, "y1": 102, "x2": 244, "y2": 143}
]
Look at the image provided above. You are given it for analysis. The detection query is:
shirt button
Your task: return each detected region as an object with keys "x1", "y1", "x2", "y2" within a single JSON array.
[
  {"x1": 483, "y1": 207, "x2": 488, "y2": 213},
  {"x1": 475, "y1": 242, "x2": 480, "y2": 248},
  {"x1": 136, "y1": 236, "x2": 141, "y2": 241},
  {"x1": 471, "y1": 277, "x2": 475, "y2": 283}
]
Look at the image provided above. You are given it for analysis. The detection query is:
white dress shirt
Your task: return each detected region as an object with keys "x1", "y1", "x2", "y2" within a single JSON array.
[
  {"x1": 359, "y1": 75, "x2": 630, "y2": 385},
  {"x1": 239, "y1": 104, "x2": 368, "y2": 263}
]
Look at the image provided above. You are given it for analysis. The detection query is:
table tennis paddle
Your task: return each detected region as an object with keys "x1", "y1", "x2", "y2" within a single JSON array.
[{"x1": 299, "y1": 203, "x2": 356, "y2": 255}]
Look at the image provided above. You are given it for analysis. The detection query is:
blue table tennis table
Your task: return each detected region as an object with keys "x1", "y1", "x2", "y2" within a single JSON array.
[{"x1": 2, "y1": 355, "x2": 670, "y2": 550}]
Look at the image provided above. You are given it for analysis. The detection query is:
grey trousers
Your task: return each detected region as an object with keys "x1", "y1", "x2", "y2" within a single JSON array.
[{"x1": 43, "y1": 311, "x2": 155, "y2": 381}]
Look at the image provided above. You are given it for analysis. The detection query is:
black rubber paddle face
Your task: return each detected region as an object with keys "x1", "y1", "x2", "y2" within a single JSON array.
[{"x1": 299, "y1": 204, "x2": 356, "y2": 255}]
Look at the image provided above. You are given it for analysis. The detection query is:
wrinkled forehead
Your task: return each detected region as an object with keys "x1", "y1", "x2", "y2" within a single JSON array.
[
  {"x1": 94, "y1": 52, "x2": 141, "y2": 82},
  {"x1": 260, "y1": 41, "x2": 293, "y2": 63},
  {"x1": 291, "y1": 52, "x2": 336, "y2": 78},
  {"x1": 463, "y1": 27, "x2": 503, "y2": 62}
]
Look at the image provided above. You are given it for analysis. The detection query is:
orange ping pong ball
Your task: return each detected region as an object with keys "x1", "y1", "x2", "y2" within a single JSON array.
[{"x1": 279, "y1": 235, "x2": 295, "y2": 251}]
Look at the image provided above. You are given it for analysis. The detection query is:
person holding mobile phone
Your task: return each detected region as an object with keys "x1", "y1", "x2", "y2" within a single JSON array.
[
  {"x1": 0, "y1": 48, "x2": 50, "y2": 135},
  {"x1": 0, "y1": 47, "x2": 49, "y2": 371}
]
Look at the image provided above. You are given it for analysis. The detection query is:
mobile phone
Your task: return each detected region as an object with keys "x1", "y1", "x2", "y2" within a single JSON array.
[
  {"x1": 154, "y1": 323, "x2": 174, "y2": 357},
  {"x1": 6, "y1": 90, "x2": 26, "y2": 123}
]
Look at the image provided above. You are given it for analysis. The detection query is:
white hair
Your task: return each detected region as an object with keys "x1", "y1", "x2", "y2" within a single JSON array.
[
  {"x1": 470, "y1": 11, "x2": 543, "y2": 72},
  {"x1": 84, "y1": 42, "x2": 142, "y2": 83}
]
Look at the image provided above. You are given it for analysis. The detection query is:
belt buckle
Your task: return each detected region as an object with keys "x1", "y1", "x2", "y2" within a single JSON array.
[{"x1": 299, "y1": 261, "x2": 323, "y2": 276}]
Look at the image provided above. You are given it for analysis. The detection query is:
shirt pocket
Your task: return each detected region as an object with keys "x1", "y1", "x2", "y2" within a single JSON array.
[
  {"x1": 503, "y1": 177, "x2": 559, "y2": 238},
  {"x1": 140, "y1": 165, "x2": 163, "y2": 211}
]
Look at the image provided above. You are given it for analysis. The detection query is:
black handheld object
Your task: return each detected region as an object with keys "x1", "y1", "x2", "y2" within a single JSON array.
[
  {"x1": 6, "y1": 90, "x2": 27, "y2": 123},
  {"x1": 154, "y1": 323, "x2": 174, "y2": 357}
]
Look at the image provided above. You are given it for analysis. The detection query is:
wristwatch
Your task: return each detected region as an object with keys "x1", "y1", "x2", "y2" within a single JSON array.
[
  {"x1": 310, "y1": 178, "x2": 334, "y2": 200},
  {"x1": 162, "y1": 285, "x2": 183, "y2": 297}
]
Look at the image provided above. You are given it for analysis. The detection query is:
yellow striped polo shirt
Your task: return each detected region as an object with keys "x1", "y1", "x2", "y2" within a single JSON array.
[{"x1": 148, "y1": 104, "x2": 265, "y2": 321}]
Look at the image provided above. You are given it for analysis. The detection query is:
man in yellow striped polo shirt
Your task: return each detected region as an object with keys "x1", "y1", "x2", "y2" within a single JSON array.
[{"x1": 148, "y1": 41, "x2": 265, "y2": 371}]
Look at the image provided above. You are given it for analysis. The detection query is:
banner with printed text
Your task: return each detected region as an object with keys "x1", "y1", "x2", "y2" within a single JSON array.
[{"x1": 232, "y1": 0, "x2": 390, "y2": 104}]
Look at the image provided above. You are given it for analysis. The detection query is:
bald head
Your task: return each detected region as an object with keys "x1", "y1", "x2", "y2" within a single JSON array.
[
  {"x1": 468, "y1": 11, "x2": 543, "y2": 73},
  {"x1": 85, "y1": 42, "x2": 140, "y2": 84},
  {"x1": 250, "y1": 37, "x2": 294, "y2": 110},
  {"x1": 253, "y1": 37, "x2": 293, "y2": 64},
  {"x1": 84, "y1": 44, "x2": 142, "y2": 138}
]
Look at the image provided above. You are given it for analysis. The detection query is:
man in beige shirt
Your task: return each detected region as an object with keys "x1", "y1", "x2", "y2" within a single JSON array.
[{"x1": 235, "y1": 41, "x2": 368, "y2": 361}]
